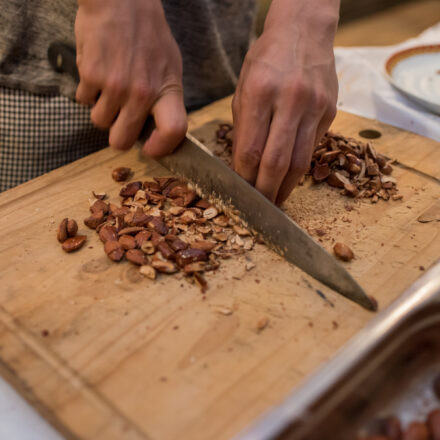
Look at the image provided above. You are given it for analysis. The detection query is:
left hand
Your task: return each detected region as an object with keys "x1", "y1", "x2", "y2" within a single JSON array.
[{"x1": 232, "y1": 4, "x2": 339, "y2": 205}]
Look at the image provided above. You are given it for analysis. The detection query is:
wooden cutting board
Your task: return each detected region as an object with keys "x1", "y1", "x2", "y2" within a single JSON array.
[{"x1": 0, "y1": 96, "x2": 439, "y2": 440}]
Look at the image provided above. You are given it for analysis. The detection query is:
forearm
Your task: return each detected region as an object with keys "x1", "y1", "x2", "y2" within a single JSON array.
[{"x1": 263, "y1": 0, "x2": 340, "y2": 45}]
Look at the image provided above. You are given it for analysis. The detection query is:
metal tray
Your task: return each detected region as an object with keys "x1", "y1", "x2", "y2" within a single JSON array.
[{"x1": 237, "y1": 261, "x2": 440, "y2": 440}]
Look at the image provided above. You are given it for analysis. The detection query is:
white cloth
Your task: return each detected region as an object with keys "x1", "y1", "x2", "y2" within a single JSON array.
[{"x1": 335, "y1": 23, "x2": 440, "y2": 142}]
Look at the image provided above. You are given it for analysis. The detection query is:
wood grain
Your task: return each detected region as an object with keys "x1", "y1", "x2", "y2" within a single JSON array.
[{"x1": 0, "y1": 97, "x2": 439, "y2": 440}]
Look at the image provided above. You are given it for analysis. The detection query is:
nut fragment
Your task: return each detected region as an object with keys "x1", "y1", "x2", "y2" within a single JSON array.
[
  {"x1": 191, "y1": 240, "x2": 217, "y2": 252},
  {"x1": 233, "y1": 225, "x2": 251, "y2": 236},
  {"x1": 203, "y1": 206, "x2": 218, "y2": 219},
  {"x1": 152, "y1": 258, "x2": 178, "y2": 274},
  {"x1": 176, "y1": 248, "x2": 208, "y2": 267},
  {"x1": 126, "y1": 249, "x2": 147, "y2": 266},
  {"x1": 119, "y1": 181, "x2": 142, "y2": 197},
  {"x1": 157, "y1": 241, "x2": 175, "y2": 260},
  {"x1": 62, "y1": 235, "x2": 87, "y2": 253},
  {"x1": 139, "y1": 265, "x2": 156, "y2": 280},
  {"x1": 135, "y1": 230, "x2": 152, "y2": 248},
  {"x1": 333, "y1": 242, "x2": 354, "y2": 262},
  {"x1": 141, "y1": 241, "x2": 156, "y2": 255},
  {"x1": 256, "y1": 316, "x2": 269, "y2": 332},
  {"x1": 84, "y1": 211, "x2": 106, "y2": 229},
  {"x1": 112, "y1": 167, "x2": 131, "y2": 182},
  {"x1": 183, "y1": 262, "x2": 206, "y2": 274},
  {"x1": 119, "y1": 235, "x2": 137, "y2": 250}
]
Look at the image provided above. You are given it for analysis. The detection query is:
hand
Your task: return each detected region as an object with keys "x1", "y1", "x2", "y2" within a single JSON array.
[
  {"x1": 75, "y1": 0, "x2": 187, "y2": 156},
  {"x1": 232, "y1": 0, "x2": 339, "y2": 204}
]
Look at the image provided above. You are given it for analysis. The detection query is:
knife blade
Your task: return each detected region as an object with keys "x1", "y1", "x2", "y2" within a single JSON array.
[
  {"x1": 48, "y1": 42, "x2": 375, "y2": 311},
  {"x1": 153, "y1": 135, "x2": 375, "y2": 311}
]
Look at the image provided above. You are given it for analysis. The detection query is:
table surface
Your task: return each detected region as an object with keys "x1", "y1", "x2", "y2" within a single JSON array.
[{"x1": 1, "y1": 3, "x2": 439, "y2": 439}]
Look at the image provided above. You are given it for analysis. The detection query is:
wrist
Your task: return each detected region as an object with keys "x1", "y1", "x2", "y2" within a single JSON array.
[{"x1": 263, "y1": 0, "x2": 340, "y2": 43}]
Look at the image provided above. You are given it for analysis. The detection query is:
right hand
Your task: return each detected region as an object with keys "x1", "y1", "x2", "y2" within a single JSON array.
[{"x1": 75, "y1": 0, "x2": 187, "y2": 156}]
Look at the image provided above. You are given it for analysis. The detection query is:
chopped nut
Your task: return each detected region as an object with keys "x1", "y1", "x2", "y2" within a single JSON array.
[
  {"x1": 92, "y1": 191, "x2": 107, "y2": 200},
  {"x1": 141, "y1": 241, "x2": 156, "y2": 255},
  {"x1": 169, "y1": 206, "x2": 185, "y2": 216},
  {"x1": 62, "y1": 235, "x2": 87, "y2": 253},
  {"x1": 90, "y1": 199, "x2": 109, "y2": 215},
  {"x1": 119, "y1": 181, "x2": 142, "y2": 197},
  {"x1": 213, "y1": 215, "x2": 230, "y2": 227},
  {"x1": 183, "y1": 262, "x2": 207, "y2": 274},
  {"x1": 194, "y1": 272, "x2": 208, "y2": 293},
  {"x1": 245, "y1": 262, "x2": 256, "y2": 271},
  {"x1": 233, "y1": 225, "x2": 251, "y2": 236},
  {"x1": 313, "y1": 163, "x2": 331, "y2": 183},
  {"x1": 112, "y1": 167, "x2": 131, "y2": 182},
  {"x1": 333, "y1": 242, "x2": 354, "y2": 262},
  {"x1": 212, "y1": 232, "x2": 229, "y2": 242},
  {"x1": 256, "y1": 316, "x2": 269, "y2": 332},
  {"x1": 84, "y1": 211, "x2": 106, "y2": 229},
  {"x1": 191, "y1": 240, "x2": 217, "y2": 252},
  {"x1": 203, "y1": 206, "x2": 219, "y2": 219},
  {"x1": 134, "y1": 230, "x2": 152, "y2": 248},
  {"x1": 195, "y1": 199, "x2": 211, "y2": 209},
  {"x1": 139, "y1": 265, "x2": 156, "y2": 280},
  {"x1": 176, "y1": 248, "x2": 208, "y2": 267},
  {"x1": 118, "y1": 226, "x2": 145, "y2": 236},
  {"x1": 169, "y1": 238, "x2": 189, "y2": 252},
  {"x1": 148, "y1": 217, "x2": 168, "y2": 235},
  {"x1": 152, "y1": 258, "x2": 178, "y2": 274},
  {"x1": 157, "y1": 241, "x2": 175, "y2": 260},
  {"x1": 119, "y1": 235, "x2": 137, "y2": 250}
]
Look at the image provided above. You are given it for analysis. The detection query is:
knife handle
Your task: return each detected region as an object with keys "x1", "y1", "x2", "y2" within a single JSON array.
[{"x1": 47, "y1": 41, "x2": 155, "y2": 140}]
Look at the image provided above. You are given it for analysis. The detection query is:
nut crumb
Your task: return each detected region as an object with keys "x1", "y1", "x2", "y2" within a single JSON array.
[{"x1": 257, "y1": 316, "x2": 269, "y2": 332}]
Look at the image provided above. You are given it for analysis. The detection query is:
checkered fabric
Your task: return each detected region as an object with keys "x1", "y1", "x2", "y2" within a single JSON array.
[{"x1": 0, "y1": 86, "x2": 109, "y2": 192}]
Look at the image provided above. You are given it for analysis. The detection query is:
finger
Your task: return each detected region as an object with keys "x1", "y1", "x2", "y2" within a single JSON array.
[
  {"x1": 232, "y1": 97, "x2": 271, "y2": 185},
  {"x1": 108, "y1": 94, "x2": 152, "y2": 151},
  {"x1": 315, "y1": 105, "x2": 337, "y2": 145},
  {"x1": 76, "y1": 79, "x2": 100, "y2": 106},
  {"x1": 142, "y1": 92, "x2": 187, "y2": 158},
  {"x1": 254, "y1": 110, "x2": 299, "y2": 202},
  {"x1": 276, "y1": 115, "x2": 320, "y2": 205},
  {"x1": 90, "y1": 88, "x2": 124, "y2": 129}
]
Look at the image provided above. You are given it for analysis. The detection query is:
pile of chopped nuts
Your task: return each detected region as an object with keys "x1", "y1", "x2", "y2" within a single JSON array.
[
  {"x1": 310, "y1": 132, "x2": 401, "y2": 202},
  {"x1": 214, "y1": 125, "x2": 401, "y2": 203},
  {"x1": 59, "y1": 168, "x2": 256, "y2": 292},
  {"x1": 214, "y1": 123, "x2": 233, "y2": 165}
]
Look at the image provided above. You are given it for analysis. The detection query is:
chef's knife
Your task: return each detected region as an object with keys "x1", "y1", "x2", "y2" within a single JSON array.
[{"x1": 48, "y1": 42, "x2": 375, "y2": 311}]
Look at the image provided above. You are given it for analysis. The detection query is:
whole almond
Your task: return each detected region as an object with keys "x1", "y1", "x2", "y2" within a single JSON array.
[
  {"x1": 57, "y1": 218, "x2": 68, "y2": 243},
  {"x1": 112, "y1": 167, "x2": 131, "y2": 182},
  {"x1": 104, "y1": 241, "x2": 125, "y2": 262},
  {"x1": 66, "y1": 219, "x2": 78, "y2": 237},
  {"x1": 333, "y1": 242, "x2": 354, "y2": 262},
  {"x1": 62, "y1": 235, "x2": 86, "y2": 253},
  {"x1": 99, "y1": 225, "x2": 118, "y2": 243}
]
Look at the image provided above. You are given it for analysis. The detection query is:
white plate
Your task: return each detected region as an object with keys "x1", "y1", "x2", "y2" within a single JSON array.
[{"x1": 384, "y1": 44, "x2": 440, "y2": 115}]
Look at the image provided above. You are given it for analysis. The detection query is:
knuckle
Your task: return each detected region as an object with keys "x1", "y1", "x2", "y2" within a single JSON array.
[
  {"x1": 90, "y1": 109, "x2": 108, "y2": 129},
  {"x1": 326, "y1": 103, "x2": 337, "y2": 121},
  {"x1": 244, "y1": 73, "x2": 277, "y2": 101},
  {"x1": 131, "y1": 81, "x2": 153, "y2": 103},
  {"x1": 286, "y1": 78, "x2": 310, "y2": 99},
  {"x1": 311, "y1": 90, "x2": 329, "y2": 113},
  {"x1": 79, "y1": 64, "x2": 100, "y2": 86},
  {"x1": 262, "y1": 150, "x2": 289, "y2": 175},
  {"x1": 163, "y1": 117, "x2": 188, "y2": 141},
  {"x1": 289, "y1": 159, "x2": 309, "y2": 177},
  {"x1": 237, "y1": 146, "x2": 262, "y2": 168},
  {"x1": 105, "y1": 77, "x2": 126, "y2": 97},
  {"x1": 109, "y1": 132, "x2": 131, "y2": 151}
]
